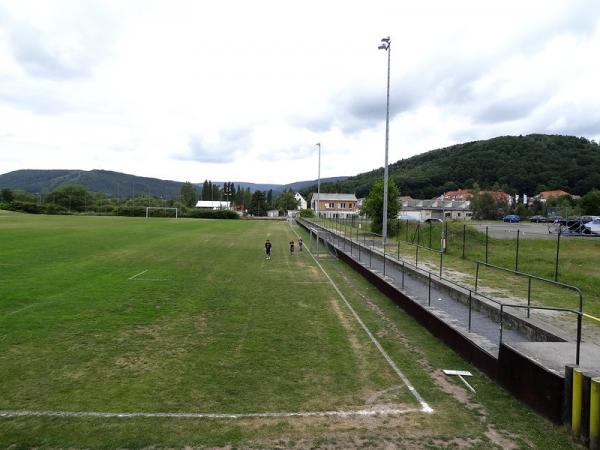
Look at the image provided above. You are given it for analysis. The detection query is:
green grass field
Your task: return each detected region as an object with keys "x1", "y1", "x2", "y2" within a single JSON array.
[{"x1": 0, "y1": 212, "x2": 580, "y2": 448}]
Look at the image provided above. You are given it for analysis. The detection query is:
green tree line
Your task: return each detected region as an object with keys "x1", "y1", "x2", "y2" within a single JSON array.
[{"x1": 0, "y1": 182, "x2": 306, "y2": 218}]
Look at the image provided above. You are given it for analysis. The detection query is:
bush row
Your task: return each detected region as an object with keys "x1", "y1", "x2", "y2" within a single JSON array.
[{"x1": 0, "y1": 202, "x2": 239, "y2": 219}]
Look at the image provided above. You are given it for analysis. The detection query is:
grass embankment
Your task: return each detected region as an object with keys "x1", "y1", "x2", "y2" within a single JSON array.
[{"x1": 0, "y1": 214, "x2": 580, "y2": 448}]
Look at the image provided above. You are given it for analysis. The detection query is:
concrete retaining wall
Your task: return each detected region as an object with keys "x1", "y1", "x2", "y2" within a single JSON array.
[{"x1": 296, "y1": 219, "x2": 570, "y2": 422}]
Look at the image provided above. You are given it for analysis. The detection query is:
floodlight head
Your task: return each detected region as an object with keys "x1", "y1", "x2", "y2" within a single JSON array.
[
  {"x1": 378, "y1": 44, "x2": 387, "y2": 50},
  {"x1": 381, "y1": 36, "x2": 390, "y2": 43}
]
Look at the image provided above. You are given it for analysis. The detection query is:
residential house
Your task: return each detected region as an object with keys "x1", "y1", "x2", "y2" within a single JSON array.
[
  {"x1": 311, "y1": 193, "x2": 358, "y2": 219},
  {"x1": 534, "y1": 190, "x2": 576, "y2": 202},
  {"x1": 294, "y1": 193, "x2": 307, "y2": 210},
  {"x1": 442, "y1": 189, "x2": 512, "y2": 205},
  {"x1": 399, "y1": 198, "x2": 472, "y2": 222},
  {"x1": 442, "y1": 189, "x2": 472, "y2": 201}
]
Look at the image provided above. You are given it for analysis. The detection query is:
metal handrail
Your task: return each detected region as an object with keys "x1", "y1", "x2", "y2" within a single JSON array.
[
  {"x1": 475, "y1": 260, "x2": 584, "y2": 314},
  {"x1": 298, "y1": 218, "x2": 585, "y2": 364}
]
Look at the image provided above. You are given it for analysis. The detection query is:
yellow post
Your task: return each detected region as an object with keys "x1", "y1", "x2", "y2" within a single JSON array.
[
  {"x1": 591, "y1": 377, "x2": 600, "y2": 450},
  {"x1": 573, "y1": 368, "x2": 582, "y2": 435}
]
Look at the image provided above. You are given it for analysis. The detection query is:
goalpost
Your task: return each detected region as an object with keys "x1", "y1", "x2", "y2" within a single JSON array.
[{"x1": 145, "y1": 207, "x2": 178, "y2": 219}]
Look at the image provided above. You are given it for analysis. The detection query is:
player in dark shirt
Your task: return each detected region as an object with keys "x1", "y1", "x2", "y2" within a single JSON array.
[
  {"x1": 265, "y1": 239, "x2": 272, "y2": 259},
  {"x1": 289, "y1": 240, "x2": 294, "y2": 256},
  {"x1": 298, "y1": 238, "x2": 303, "y2": 252}
]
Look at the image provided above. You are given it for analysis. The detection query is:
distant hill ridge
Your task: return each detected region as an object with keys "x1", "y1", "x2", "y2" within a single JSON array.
[
  {"x1": 0, "y1": 168, "x2": 347, "y2": 198},
  {"x1": 314, "y1": 134, "x2": 600, "y2": 198},
  {"x1": 2, "y1": 135, "x2": 599, "y2": 199}
]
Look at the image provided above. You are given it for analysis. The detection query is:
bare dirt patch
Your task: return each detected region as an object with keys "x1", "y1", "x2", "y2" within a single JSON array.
[
  {"x1": 201, "y1": 412, "x2": 484, "y2": 450},
  {"x1": 326, "y1": 295, "x2": 408, "y2": 408},
  {"x1": 114, "y1": 354, "x2": 157, "y2": 372},
  {"x1": 335, "y1": 267, "x2": 521, "y2": 449},
  {"x1": 484, "y1": 427, "x2": 521, "y2": 450},
  {"x1": 328, "y1": 296, "x2": 364, "y2": 356}
]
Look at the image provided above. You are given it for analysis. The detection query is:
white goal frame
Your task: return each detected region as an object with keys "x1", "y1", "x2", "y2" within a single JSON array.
[{"x1": 145, "y1": 207, "x2": 178, "y2": 219}]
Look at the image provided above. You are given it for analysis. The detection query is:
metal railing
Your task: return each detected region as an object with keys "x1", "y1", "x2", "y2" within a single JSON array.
[
  {"x1": 474, "y1": 260, "x2": 584, "y2": 316},
  {"x1": 297, "y1": 217, "x2": 586, "y2": 365}
]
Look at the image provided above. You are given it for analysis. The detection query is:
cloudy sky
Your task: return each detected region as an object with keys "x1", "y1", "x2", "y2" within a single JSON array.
[{"x1": 1, "y1": 0, "x2": 600, "y2": 184}]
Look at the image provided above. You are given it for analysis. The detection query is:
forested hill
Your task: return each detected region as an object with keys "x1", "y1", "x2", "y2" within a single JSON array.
[
  {"x1": 0, "y1": 169, "x2": 185, "y2": 198},
  {"x1": 317, "y1": 134, "x2": 600, "y2": 199},
  {"x1": 3, "y1": 135, "x2": 599, "y2": 199},
  {"x1": 0, "y1": 168, "x2": 348, "y2": 198}
]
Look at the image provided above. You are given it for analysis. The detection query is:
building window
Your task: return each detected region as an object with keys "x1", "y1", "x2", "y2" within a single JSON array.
[{"x1": 340, "y1": 202, "x2": 346, "y2": 209}]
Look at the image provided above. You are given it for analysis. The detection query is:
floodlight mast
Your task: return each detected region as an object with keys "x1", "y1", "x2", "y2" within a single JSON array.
[
  {"x1": 379, "y1": 36, "x2": 391, "y2": 245},
  {"x1": 316, "y1": 142, "x2": 321, "y2": 221}
]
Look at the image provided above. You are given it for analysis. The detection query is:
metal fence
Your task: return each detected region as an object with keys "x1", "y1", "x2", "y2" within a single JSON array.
[{"x1": 300, "y1": 216, "x2": 587, "y2": 365}]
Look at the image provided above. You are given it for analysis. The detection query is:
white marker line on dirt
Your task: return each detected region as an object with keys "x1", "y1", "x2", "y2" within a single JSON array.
[
  {"x1": 289, "y1": 222, "x2": 433, "y2": 414},
  {"x1": 128, "y1": 269, "x2": 148, "y2": 280},
  {"x1": 0, "y1": 407, "x2": 420, "y2": 420}
]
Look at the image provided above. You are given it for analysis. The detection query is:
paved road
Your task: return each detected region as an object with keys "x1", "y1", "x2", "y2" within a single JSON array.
[{"x1": 470, "y1": 222, "x2": 557, "y2": 240}]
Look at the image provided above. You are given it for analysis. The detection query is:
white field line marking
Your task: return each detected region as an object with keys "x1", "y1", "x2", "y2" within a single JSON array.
[
  {"x1": 0, "y1": 407, "x2": 420, "y2": 420},
  {"x1": 290, "y1": 222, "x2": 433, "y2": 414},
  {"x1": 7, "y1": 304, "x2": 38, "y2": 316},
  {"x1": 128, "y1": 269, "x2": 148, "y2": 280}
]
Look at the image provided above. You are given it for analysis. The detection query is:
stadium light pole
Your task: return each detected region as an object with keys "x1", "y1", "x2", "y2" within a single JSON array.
[
  {"x1": 379, "y1": 36, "x2": 391, "y2": 245},
  {"x1": 316, "y1": 142, "x2": 321, "y2": 221}
]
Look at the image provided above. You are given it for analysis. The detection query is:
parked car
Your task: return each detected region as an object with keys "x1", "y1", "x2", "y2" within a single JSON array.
[
  {"x1": 584, "y1": 218, "x2": 600, "y2": 235},
  {"x1": 398, "y1": 214, "x2": 420, "y2": 222},
  {"x1": 547, "y1": 215, "x2": 563, "y2": 223},
  {"x1": 529, "y1": 215, "x2": 546, "y2": 223},
  {"x1": 503, "y1": 214, "x2": 520, "y2": 223}
]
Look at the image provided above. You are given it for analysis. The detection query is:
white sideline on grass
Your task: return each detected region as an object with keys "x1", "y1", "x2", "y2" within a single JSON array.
[
  {"x1": 7, "y1": 303, "x2": 38, "y2": 316},
  {"x1": 0, "y1": 407, "x2": 420, "y2": 420},
  {"x1": 289, "y1": 222, "x2": 434, "y2": 414},
  {"x1": 128, "y1": 269, "x2": 148, "y2": 280}
]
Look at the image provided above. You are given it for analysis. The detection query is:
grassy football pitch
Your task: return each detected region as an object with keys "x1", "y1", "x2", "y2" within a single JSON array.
[{"x1": 0, "y1": 212, "x2": 578, "y2": 448}]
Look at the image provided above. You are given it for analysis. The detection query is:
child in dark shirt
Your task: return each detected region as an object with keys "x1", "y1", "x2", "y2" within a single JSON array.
[{"x1": 265, "y1": 239, "x2": 272, "y2": 259}]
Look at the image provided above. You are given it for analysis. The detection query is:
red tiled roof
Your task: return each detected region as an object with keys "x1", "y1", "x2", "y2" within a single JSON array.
[
  {"x1": 537, "y1": 190, "x2": 571, "y2": 199},
  {"x1": 443, "y1": 189, "x2": 472, "y2": 200},
  {"x1": 482, "y1": 191, "x2": 511, "y2": 202}
]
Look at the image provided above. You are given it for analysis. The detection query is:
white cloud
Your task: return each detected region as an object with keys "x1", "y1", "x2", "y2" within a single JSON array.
[{"x1": 0, "y1": 0, "x2": 599, "y2": 184}]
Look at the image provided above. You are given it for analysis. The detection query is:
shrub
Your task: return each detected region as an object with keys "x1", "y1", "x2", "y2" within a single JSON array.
[
  {"x1": 299, "y1": 209, "x2": 315, "y2": 218},
  {"x1": 6, "y1": 201, "x2": 43, "y2": 214},
  {"x1": 44, "y1": 203, "x2": 68, "y2": 215},
  {"x1": 184, "y1": 209, "x2": 239, "y2": 219}
]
